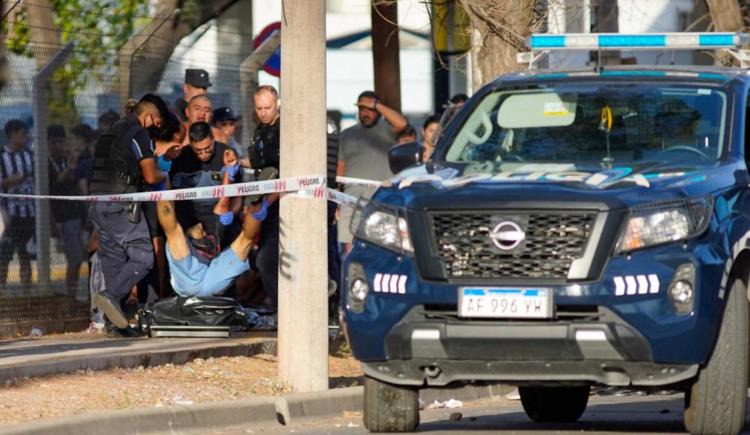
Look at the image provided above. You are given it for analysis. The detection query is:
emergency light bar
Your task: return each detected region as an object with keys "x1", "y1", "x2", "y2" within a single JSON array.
[{"x1": 529, "y1": 32, "x2": 750, "y2": 51}]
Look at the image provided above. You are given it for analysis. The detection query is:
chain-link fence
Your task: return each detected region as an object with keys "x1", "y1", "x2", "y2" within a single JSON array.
[{"x1": 0, "y1": 38, "x2": 254, "y2": 336}]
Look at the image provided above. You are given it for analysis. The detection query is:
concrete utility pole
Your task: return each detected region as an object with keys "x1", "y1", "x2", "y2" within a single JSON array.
[
  {"x1": 371, "y1": 1, "x2": 401, "y2": 112},
  {"x1": 278, "y1": 0, "x2": 329, "y2": 393}
]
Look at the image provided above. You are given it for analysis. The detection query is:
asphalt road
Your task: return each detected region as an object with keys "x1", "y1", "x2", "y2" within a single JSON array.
[{"x1": 192, "y1": 391, "x2": 750, "y2": 435}]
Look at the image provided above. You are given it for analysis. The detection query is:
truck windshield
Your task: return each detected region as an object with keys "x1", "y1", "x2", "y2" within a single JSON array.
[{"x1": 444, "y1": 85, "x2": 727, "y2": 168}]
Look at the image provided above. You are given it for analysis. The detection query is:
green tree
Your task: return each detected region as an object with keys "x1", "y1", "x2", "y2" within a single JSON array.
[
  {"x1": 51, "y1": 0, "x2": 149, "y2": 123},
  {"x1": 3, "y1": 0, "x2": 149, "y2": 124}
]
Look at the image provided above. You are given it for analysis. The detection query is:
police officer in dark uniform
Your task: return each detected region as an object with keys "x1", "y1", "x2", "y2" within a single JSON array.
[
  {"x1": 249, "y1": 86, "x2": 341, "y2": 313},
  {"x1": 89, "y1": 94, "x2": 170, "y2": 331},
  {"x1": 248, "y1": 86, "x2": 282, "y2": 309}
]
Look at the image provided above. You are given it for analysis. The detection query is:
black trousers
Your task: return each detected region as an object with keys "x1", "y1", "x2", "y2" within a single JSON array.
[
  {"x1": 90, "y1": 202, "x2": 153, "y2": 302},
  {"x1": 254, "y1": 201, "x2": 341, "y2": 307}
]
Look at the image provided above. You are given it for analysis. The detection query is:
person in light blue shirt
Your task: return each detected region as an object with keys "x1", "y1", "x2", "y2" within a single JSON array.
[{"x1": 158, "y1": 150, "x2": 271, "y2": 297}]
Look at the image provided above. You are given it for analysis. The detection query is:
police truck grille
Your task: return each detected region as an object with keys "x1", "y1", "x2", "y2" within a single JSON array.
[{"x1": 431, "y1": 212, "x2": 595, "y2": 279}]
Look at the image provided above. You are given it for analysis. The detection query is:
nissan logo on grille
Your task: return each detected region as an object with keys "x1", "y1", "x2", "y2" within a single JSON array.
[{"x1": 490, "y1": 221, "x2": 525, "y2": 251}]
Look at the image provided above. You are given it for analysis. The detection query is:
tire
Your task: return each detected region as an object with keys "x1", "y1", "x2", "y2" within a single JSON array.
[
  {"x1": 363, "y1": 376, "x2": 419, "y2": 433},
  {"x1": 519, "y1": 385, "x2": 590, "y2": 422},
  {"x1": 684, "y1": 278, "x2": 748, "y2": 435}
]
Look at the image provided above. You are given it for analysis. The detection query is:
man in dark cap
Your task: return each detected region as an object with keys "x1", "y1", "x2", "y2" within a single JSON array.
[
  {"x1": 212, "y1": 107, "x2": 242, "y2": 158},
  {"x1": 175, "y1": 68, "x2": 212, "y2": 122}
]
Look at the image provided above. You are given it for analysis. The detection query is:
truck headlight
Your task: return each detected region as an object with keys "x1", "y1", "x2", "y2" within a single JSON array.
[
  {"x1": 617, "y1": 197, "x2": 712, "y2": 253},
  {"x1": 352, "y1": 200, "x2": 413, "y2": 254}
]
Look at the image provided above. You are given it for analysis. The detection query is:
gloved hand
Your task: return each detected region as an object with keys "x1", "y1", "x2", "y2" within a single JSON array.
[
  {"x1": 222, "y1": 163, "x2": 240, "y2": 182},
  {"x1": 152, "y1": 176, "x2": 169, "y2": 191},
  {"x1": 156, "y1": 154, "x2": 172, "y2": 172},
  {"x1": 251, "y1": 198, "x2": 270, "y2": 221},
  {"x1": 219, "y1": 211, "x2": 234, "y2": 226}
]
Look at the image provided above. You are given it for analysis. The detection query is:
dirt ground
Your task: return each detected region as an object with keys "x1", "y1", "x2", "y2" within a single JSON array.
[{"x1": 0, "y1": 353, "x2": 363, "y2": 426}]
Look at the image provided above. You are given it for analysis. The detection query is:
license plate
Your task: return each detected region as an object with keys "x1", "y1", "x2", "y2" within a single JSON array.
[{"x1": 458, "y1": 287, "x2": 552, "y2": 319}]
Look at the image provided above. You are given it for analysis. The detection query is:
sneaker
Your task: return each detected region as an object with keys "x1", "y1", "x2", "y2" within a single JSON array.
[
  {"x1": 247, "y1": 167, "x2": 279, "y2": 204},
  {"x1": 85, "y1": 321, "x2": 105, "y2": 334},
  {"x1": 93, "y1": 292, "x2": 129, "y2": 329}
]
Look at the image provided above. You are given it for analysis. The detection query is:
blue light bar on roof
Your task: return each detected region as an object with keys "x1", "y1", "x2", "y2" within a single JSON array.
[{"x1": 529, "y1": 32, "x2": 749, "y2": 50}]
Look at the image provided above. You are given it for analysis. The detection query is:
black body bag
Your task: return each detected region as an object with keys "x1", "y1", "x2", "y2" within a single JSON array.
[{"x1": 139, "y1": 296, "x2": 248, "y2": 329}]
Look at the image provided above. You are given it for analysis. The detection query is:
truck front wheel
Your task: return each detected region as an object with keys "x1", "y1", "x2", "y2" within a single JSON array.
[
  {"x1": 519, "y1": 385, "x2": 590, "y2": 422},
  {"x1": 363, "y1": 376, "x2": 419, "y2": 433},
  {"x1": 684, "y1": 278, "x2": 748, "y2": 435}
]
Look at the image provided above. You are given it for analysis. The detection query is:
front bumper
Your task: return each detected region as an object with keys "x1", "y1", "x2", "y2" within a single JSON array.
[
  {"x1": 363, "y1": 360, "x2": 698, "y2": 387},
  {"x1": 356, "y1": 304, "x2": 698, "y2": 387}
]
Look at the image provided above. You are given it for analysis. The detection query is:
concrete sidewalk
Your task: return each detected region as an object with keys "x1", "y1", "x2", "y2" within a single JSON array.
[
  {"x1": 0, "y1": 384, "x2": 510, "y2": 435},
  {"x1": 0, "y1": 332, "x2": 276, "y2": 383},
  {"x1": 0, "y1": 331, "x2": 509, "y2": 434}
]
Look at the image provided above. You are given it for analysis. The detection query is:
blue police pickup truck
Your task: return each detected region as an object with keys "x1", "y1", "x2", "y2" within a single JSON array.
[{"x1": 341, "y1": 33, "x2": 750, "y2": 434}]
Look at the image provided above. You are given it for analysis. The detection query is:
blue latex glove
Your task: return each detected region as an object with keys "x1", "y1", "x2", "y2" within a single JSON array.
[
  {"x1": 219, "y1": 211, "x2": 234, "y2": 226},
  {"x1": 152, "y1": 176, "x2": 169, "y2": 191},
  {"x1": 251, "y1": 198, "x2": 270, "y2": 221},
  {"x1": 222, "y1": 163, "x2": 240, "y2": 182},
  {"x1": 156, "y1": 154, "x2": 172, "y2": 172}
]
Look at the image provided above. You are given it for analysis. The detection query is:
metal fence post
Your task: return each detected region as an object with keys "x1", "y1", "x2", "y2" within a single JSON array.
[{"x1": 32, "y1": 43, "x2": 73, "y2": 294}]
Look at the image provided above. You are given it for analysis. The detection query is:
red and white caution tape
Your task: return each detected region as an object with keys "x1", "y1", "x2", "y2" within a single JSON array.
[
  {"x1": 335, "y1": 176, "x2": 382, "y2": 187},
  {"x1": 326, "y1": 189, "x2": 358, "y2": 207},
  {"x1": 0, "y1": 175, "x2": 327, "y2": 203},
  {"x1": 294, "y1": 187, "x2": 358, "y2": 207},
  {"x1": 0, "y1": 174, "x2": 377, "y2": 208}
]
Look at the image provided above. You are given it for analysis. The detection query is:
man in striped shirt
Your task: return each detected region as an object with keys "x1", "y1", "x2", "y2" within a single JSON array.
[{"x1": 0, "y1": 119, "x2": 35, "y2": 288}]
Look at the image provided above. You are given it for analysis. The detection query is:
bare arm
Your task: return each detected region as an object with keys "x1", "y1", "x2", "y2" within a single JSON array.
[
  {"x1": 158, "y1": 198, "x2": 190, "y2": 261},
  {"x1": 157, "y1": 200, "x2": 179, "y2": 236},
  {"x1": 139, "y1": 158, "x2": 166, "y2": 185},
  {"x1": 1, "y1": 174, "x2": 25, "y2": 189},
  {"x1": 213, "y1": 171, "x2": 232, "y2": 215},
  {"x1": 214, "y1": 149, "x2": 238, "y2": 215},
  {"x1": 375, "y1": 101, "x2": 408, "y2": 134}
]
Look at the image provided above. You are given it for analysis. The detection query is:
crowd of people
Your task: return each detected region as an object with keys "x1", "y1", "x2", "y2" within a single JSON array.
[{"x1": 0, "y1": 67, "x2": 467, "y2": 336}]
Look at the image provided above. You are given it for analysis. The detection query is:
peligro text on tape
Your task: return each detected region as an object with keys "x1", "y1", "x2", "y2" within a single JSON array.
[{"x1": 0, "y1": 175, "x2": 327, "y2": 203}]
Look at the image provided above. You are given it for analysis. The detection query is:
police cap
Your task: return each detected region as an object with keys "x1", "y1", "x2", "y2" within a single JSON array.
[{"x1": 184, "y1": 69, "x2": 212, "y2": 88}]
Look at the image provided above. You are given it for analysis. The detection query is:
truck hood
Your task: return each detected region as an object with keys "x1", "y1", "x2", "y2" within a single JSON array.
[{"x1": 380, "y1": 161, "x2": 740, "y2": 211}]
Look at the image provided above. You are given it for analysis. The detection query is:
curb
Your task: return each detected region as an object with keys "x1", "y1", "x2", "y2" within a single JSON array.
[
  {"x1": 279, "y1": 386, "x2": 364, "y2": 424},
  {"x1": 0, "y1": 338, "x2": 277, "y2": 384},
  {"x1": 0, "y1": 396, "x2": 280, "y2": 435},
  {"x1": 0, "y1": 383, "x2": 509, "y2": 434}
]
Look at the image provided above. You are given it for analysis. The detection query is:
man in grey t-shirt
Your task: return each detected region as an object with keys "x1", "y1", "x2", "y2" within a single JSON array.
[{"x1": 337, "y1": 90, "x2": 407, "y2": 250}]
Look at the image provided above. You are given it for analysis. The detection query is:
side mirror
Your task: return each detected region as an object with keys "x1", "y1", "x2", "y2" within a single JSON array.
[{"x1": 388, "y1": 141, "x2": 423, "y2": 175}]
